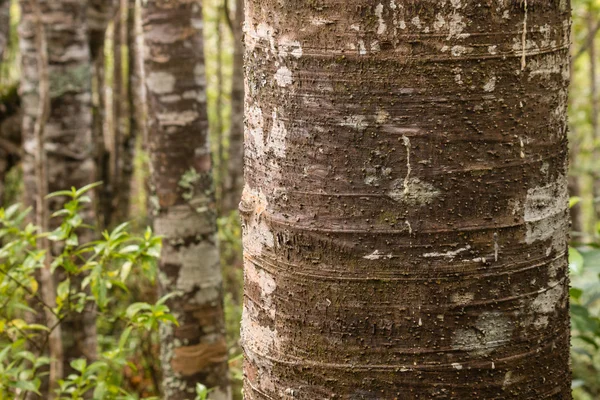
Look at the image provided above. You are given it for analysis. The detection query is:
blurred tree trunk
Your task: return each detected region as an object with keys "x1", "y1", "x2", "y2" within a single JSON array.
[
  {"x1": 0, "y1": 0, "x2": 9, "y2": 61},
  {"x1": 589, "y1": 11, "x2": 600, "y2": 222},
  {"x1": 242, "y1": 1, "x2": 571, "y2": 398},
  {"x1": 19, "y1": 0, "x2": 96, "y2": 380},
  {"x1": 88, "y1": 0, "x2": 115, "y2": 229},
  {"x1": 0, "y1": 85, "x2": 21, "y2": 205},
  {"x1": 142, "y1": 1, "x2": 231, "y2": 399},
  {"x1": 223, "y1": 0, "x2": 243, "y2": 213}
]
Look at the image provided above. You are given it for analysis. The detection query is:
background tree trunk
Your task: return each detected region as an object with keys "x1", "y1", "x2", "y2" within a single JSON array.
[
  {"x1": 242, "y1": 1, "x2": 572, "y2": 398},
  {"x1": 0, "y1": 0, "x2": 9, "y2": 61},
  {"x1": 142, "y1": 1, "x2": 231, "y2": 399},
  {"x1": 88, "y1": 0, "x2": 115, "y2": 229},
  {"x1": 223, "y1": 0, "x2": 243, "y2": 213},
  {"x1": 19, "y1": 0, "x2": 96, "y2": 377}
]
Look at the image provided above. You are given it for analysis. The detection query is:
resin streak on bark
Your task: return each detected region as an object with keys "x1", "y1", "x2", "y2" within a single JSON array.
[
  {"x1": 242, "y1": 1, "x2": 571, "y2": 398},
  {"x1": 142, "y1": 1, "x2": 230, "y2": 399}
]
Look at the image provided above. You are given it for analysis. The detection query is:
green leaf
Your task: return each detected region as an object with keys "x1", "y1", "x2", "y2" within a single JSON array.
[
  {"x1": 70, "y1": 358, "x2": 86, "y2": 373},
  {"x1": 569, "y1": 196, "x2": 582, "y2": 208},
  {"x1": 75, "y1": 182, "x2": 103, "y2": 198},
  {"x1": 14, "y1": 380, "x2": 40, "y2": 395},
  {"x1": 569, "y1": 247, "x2": 585, "y2": 275},
  {"x1": 570, "y1": 287, "x2": 584, "y2": 301},
  {"x1": 93, "y1": 381, "x2": 107, "y2": 399},
  {"x1": 156, "y1": 292, "x2": 180, "y2": 306},
  {"x1": 196, "y1": 383, "x2": 208, "y2": 400},
  {"x1": 45, "y1": 190, "x2": 75, "y2": 200},
  {"x1": 126, "y1": 303, "x2": 152, "y2": 319}
]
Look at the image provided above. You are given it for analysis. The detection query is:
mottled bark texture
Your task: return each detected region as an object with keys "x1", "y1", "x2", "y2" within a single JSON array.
[
  {"x1": 241, "y1": 1, "x2": 572, "y2": 398},
  {"x1": 142, "y1": 1, "x2": 231, "y2": 399},
  {"x1": 19, "y1": 0, "x2": 96, "y2": 372},
  {"x1": 0, "y1": 0, "x2": 9, "y2": 61},
  {"x1": 223, "y1": 0, "x2": 244, "y2": 213}
]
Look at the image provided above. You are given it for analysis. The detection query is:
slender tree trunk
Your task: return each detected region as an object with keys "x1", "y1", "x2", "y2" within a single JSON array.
[
  {"x1": 142, "y1": 1, "x2": 230, "y2": 399},
  {"x1": 0, "y1": 0, "x2": 9, "y2": 61},
  {"x1": 19, "y1": 0, "x2": 96, "y2": 378},
  {"x1": 88, "y1": 0, "x2": 116, "y2": 229},
  {"x1": 223, "y1": 0, "x2": 243, "y2": 213},
  {"x1": 242, "y1": 1, "x2": 572, "y2": 398},
  {"x1": 26, "y1": 2, "x2": 63, "y2": 395},
  {"x1": 122, "y1": 0, "x2": 140, "y2": 215},
  {"x1": 589, "y1": 11, "x2": 600, "y2": 221}
]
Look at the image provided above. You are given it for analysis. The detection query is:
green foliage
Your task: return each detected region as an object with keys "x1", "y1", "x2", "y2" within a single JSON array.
[{"x1": 0, "y1": 184, "x2": 175, "y2": 399}]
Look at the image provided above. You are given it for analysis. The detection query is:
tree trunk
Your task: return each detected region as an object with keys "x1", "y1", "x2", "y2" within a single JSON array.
[
  {"x1": 0, "y1": 0, "x2": 9, "y2": 61},
  {"x1": 241, "y1": 1, "x2": 572, "y2": 398},
  {"x1": 142, "y1": 1, "x2": 230, "y2": 399},
  {"x1": 19, "y1": 0, "x2": 96, "y2": 377},
  {"x1": 589, "y1": 11, "x2": 600, "y2": 222},
  {"x1": 88, "y1": 0, "x2": 115, "y2": 229},
  {"x1": 223, "y1": 0, "x2": 244, "y2": 213}
]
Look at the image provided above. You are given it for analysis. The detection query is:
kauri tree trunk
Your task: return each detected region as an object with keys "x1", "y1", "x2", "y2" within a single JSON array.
[
  {"x1": 223, "y1": 0, "x2": 244, "y2": 213},
  {"x1": 241, "y1": 1, "x2": 572, "y2": 398},
  {"x1": 19, "y1": 0, "x2": 97, "y2": 374},
  {"x1": 142, "y1": 1, "x2": 231, "y2": 399}
]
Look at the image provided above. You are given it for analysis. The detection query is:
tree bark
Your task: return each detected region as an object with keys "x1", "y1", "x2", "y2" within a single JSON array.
[
  {"x1": 19, "y1": 0, "x2": 96, "y2": 377},
  {"x1": 223, "y1": 0, "x2": 244, "y2": 213},
  {"x1": 241, "y1": 1, "x2": 572, "y2": 398},
  {"x1": 589, "y1": 11, "x2": 600, "y2": 221},
  {"x1": 0, "y1": 0, "x2": 9, "y2": 61},
  {"x1": 142, "y1": 1, "x2": 231, "y2": 399},
  {"x1": 88, "y1": 0, "x2": 115, "y2": 229}
]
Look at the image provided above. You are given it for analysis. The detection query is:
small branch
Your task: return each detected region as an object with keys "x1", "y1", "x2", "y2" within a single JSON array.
[{"x1": 574, "y1": 20, "x2": 600, "y2": 62}]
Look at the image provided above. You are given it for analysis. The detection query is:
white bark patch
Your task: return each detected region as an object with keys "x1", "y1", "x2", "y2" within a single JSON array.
[
  {"x1": 375, "y1": 3, "x2": 387, "y2": 34},
  {"x1": 451, "y1": 363, "x2": 463, "y2": 370},
  {"x1": 483, "y1": 76, "x2": 497, "y2": 92},
  {"x1": 411, "y1": 16, "x2": 422, "y2": 29},
  {"x1": 451, "y1": 292, "x2": 474, "y2": 305},
  {"x1": 340, "y1": 115, "x2": 368, "y2": 131},
  {"x1": 275, "y1": 66, "x2": 293, "y2": 87},
  {"x1": 389, "y1": 178, "x2": 441, "y2": 206},
  {"x1": 146, "y1": 71, "x2": 176, "y2": 94},
  {"x1": 245, "y1": 262, "x2": 277, "y2": 318},
  {"x1": 363, "y1": 250, "x2": 393, "y2": 260},
  {"x1": 311, "y1": 17, "x2": 334, "y2": 26},
  {"x1": 450, "y1": 45, "x2": 470, "y2": 56},
  {"x1": 452, "y1": 311, "x2": 513, "y2": 356},
  {"x1": 242, "y1": 301, "x2": 279, "y2": 357},
  {"x1": 433, "y1": 14, "x2": 446, "y2": 31},
  {"x1": 247, "y1": 105, "x2": 265, "y2": 157},
  {"x1": 154, "y1": 204, "x2": 214, "y2": 238},
  {"x1": 447, "y1": 13, "x2": 468, "y2": 39},
  {"x1": 524, "y1": 178, "x2": 568, "y2": 250},
  {"x1": 278, "y1": 37, "x2": 303, "y2": 59},
  {"x1": 358, "y1": 40, "x2": 367, "y2": 55},
  {"x1": 241, "y1": 185, "x2": 275, "y2": 256},
  {"x1": 531, "y1": 283, "x2": 564, "y2": 328},
  {"x1": 157, "y1": 110, "x2": 199, "y2": 126},
  {"x1": 161, "y1": 240, "x2": 222, "y2": 305},
  {"x1": 268, "y1": 110, "x2": 287, "y2": 158},
  {"x1": 423, "y1": 245, "x2": 471, "y2": 259}
]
